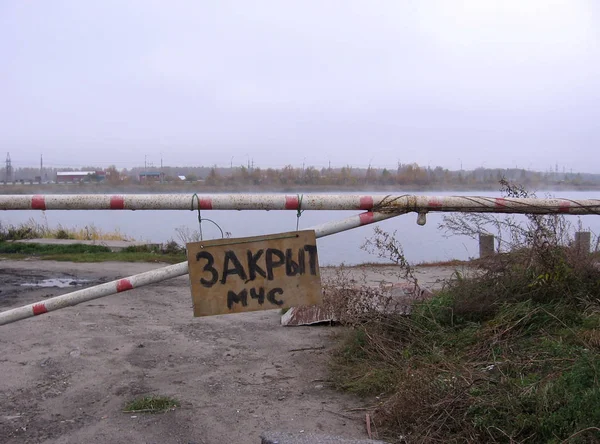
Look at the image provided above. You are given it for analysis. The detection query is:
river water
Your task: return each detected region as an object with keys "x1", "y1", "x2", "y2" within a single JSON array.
[{"x1": 1, "y1": 191, "x2": 598, "y2": 266}]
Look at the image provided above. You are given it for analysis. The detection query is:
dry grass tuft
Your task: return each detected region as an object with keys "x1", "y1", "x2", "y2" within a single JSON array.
[{"x1": 0, "y1": 218, "x2": 133, "y2": 241}]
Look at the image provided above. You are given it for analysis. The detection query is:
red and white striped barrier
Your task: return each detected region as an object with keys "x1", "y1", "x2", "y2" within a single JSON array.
[
  {"x1": 0, "y1": 194, "x2": 599, "y2": 214},
  {"x1": 0, "y1": 210, "x2": 401, "y2": 326},
  {"x1": 0, "y1": 262, "x2": 188, "y2": 326},
  {"x1": 2, "y1": 191, "x2": 599, "y2": 326}
]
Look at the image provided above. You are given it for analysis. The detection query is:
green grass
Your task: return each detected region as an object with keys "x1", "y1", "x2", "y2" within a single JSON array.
[
  {"x1": 331, "y1": 182, "x2": 600, "y2": 442},
  {"x1": 329, "y1": 255, "x2": 600, "y2": 443},
  {"x1": 0, "y1": 242, "x2": 112, "y2": 255},
  {"x1": 123, "y1": 395, "x2": 180, "y2": 413},
  {"x1": 331, "y1": 298, "x2": 600, "y2": 443},
  {"x1": 0, "y1": 242, "x2": 186, "y2": 263}
]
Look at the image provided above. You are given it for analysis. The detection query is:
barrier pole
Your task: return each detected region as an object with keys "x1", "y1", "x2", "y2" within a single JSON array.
[
  {"x1": 0, "y1": 210, "x2": 403, "y2": 326},
  {"x1": 0, "y1": 194, "x2": 598, "y2": 214}
]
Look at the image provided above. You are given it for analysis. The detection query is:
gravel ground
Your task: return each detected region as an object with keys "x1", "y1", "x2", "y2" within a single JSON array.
[{"x1": 0, "y1": 260, "x2": 459, "y2": 444}]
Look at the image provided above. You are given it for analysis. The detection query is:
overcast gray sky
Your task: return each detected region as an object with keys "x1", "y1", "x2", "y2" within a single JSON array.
[{"x1": 1, "y1": 0, "x2": 598, "y2": 172}]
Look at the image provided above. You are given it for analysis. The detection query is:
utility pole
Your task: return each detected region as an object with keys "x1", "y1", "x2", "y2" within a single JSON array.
[
  {"x1": 40, "y1": 154, "x2": 43, "y2": 177},
  {"x1": 5, "y1": 152, "x2": 12, "y2": 183},
  {"x1": 367, "y1": 157, "x2": 374, "y2": 185}
]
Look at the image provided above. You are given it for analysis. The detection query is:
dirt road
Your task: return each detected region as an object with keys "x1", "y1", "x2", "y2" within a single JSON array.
[{"x1": 0, "y1": 260, "x2": 458, "y2": 444}]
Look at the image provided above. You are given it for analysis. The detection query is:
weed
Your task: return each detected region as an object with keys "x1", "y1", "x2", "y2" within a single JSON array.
[
  {"x1": 122, "y1": 244, "x2": 161, "y2": 254},
  {"x1": 0, "y1": 220, "x2": 132, "y2": 242},
  {"x1": 55, "y1": 227, "x2": 73, "y2": 239},
  {"x1": 123, "y1": 395, "x2": 179, "y2": 413},
  {"x1": 174, "y1": 225, "x2": 201, "y2": 245},
  {"x1": 163, "y1": 240, "x2": 185, "y2": 255},
  {"x1": 329, "y1": 178, "x2": 600, "y2": 443}
]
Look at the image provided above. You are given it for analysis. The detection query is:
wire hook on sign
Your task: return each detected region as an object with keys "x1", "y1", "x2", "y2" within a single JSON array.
[
  {"x1": 191, "y1": 193, "x2": 224, "y2": 240},
  {"x1": 296, "y1": 194, "x2": 305, "y2": 231}
]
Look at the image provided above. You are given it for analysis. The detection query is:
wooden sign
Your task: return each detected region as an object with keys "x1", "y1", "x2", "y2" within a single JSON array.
[{"x1": 187, "y1": 230, "x2": 322, "y2": 316}]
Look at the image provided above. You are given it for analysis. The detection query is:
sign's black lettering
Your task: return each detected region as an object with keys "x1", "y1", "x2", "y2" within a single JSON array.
[
  {"x1": 247, "y1": 249, "x2": 266, "y2": 281},
  {"x1": 250, "y1": 287, "x2": 265, "y2": 304},
  {"x1": 221, "y1": 250, "x2": 247, "y2": 284},
  {"x1": 304, "y1": 244, "x2": 318, "y2": 275},
  {"x1": 265, "y1": 248, "x2": 285, "y2": 280},
  {"x1": 298, "y1": 248, "x2": 306, "y2": 275},
  {"x1": 267, "y1": 288, "x2": 284, "y2": 306},
  {"x1": 227, "y1": 289, "x2": 248, "y2": 309},
  {"x1": 285, "y1": 248, "x2": 301, "y2": 276},
  {"x1": 196, "y1": 251, "x2": 218, "y2": 288}
]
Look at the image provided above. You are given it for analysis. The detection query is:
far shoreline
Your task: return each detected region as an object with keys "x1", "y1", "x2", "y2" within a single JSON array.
[
  {"x1": 2, "y1": 182, "x2": 600, "y2": 195},
  {"x1": 0, "y1": 237, "x2": 474, "y2": 270}
]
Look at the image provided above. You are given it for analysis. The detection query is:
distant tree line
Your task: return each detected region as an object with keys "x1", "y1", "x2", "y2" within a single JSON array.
[{"x1": 5, "y1": 163, "x2": 599, "y2": 189}]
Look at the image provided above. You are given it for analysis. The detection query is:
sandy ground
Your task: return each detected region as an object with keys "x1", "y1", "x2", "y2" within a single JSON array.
[{"x1": 0, "y1": 260, "x2": 459, "y2": 444}]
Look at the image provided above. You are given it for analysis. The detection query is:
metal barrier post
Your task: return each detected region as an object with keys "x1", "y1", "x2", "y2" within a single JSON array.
[{"x1": 479, "y1": 234, "x2": 495, "y2": 258}]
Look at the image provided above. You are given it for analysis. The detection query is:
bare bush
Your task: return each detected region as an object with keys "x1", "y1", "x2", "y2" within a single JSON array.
[
  {"x1": 322, "y1": 228, "x2": 430, "y2": 326},
  {"x1": 329, "y1": 179, "x2": 600, "y2": 443},
  {"x1": 441, "y1": 178, "x2": 596, "y2": 258},
  {"x1": 174, "y1": 226, "x2": 202, "y2": 246}
]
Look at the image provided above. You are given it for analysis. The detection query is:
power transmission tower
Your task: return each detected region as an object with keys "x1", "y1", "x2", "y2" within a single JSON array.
[{"x1": 5, "y1": 152, "x2": 12, "y2": 183}]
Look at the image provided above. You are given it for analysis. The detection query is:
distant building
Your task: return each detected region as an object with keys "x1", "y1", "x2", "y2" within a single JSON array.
[
  {"x1": 139, "y1": 172, "x2": 161, "y2": 182},
  {"x1": 56, "y1": 171, "x2": 106, "y2": 183}
]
